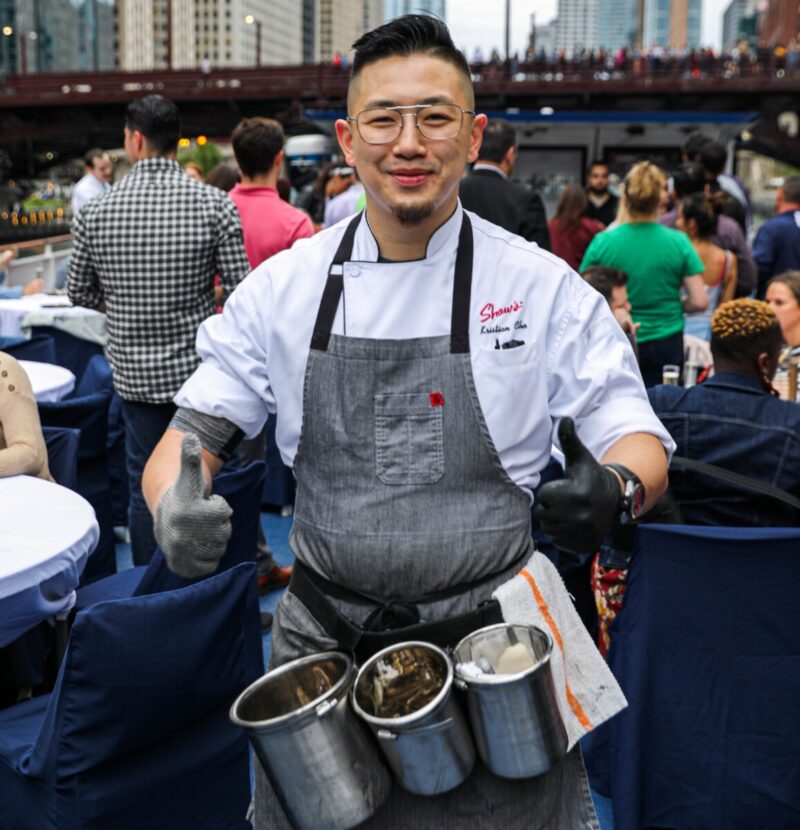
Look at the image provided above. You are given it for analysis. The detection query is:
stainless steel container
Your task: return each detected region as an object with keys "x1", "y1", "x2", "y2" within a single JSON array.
[
  {"x1": 229, "y1": 651, "x2": 392, "y2": 830},
  {"x1": 453, "y1": 623, "x2": 568, "y2": 779},
  {"x1": 351, "y1": 641, "x2": 476, "y2": 796}
]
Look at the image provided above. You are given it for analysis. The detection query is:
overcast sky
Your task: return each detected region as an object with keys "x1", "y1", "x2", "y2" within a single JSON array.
[{"x1": 447, "y1": 0, "x2": 730, "y2": 56}]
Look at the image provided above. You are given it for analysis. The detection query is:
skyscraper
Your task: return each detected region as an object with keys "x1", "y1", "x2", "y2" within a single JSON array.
[
  {"x1": 722, "y1": 0, "x2": 747, "y2": 50},
  {"x1": 555, "y1": 0, "x2": 597, "y2": 54},
  {"x1": 315, "y1": 0, "x2": 362, "y2": 62},
  {"x1": 643, "y1": 0, "x2": 702, "y2": 50},
  {"x1": 385, "y1": 0, "x2": 445, "y2": 21},
  {"x1": 596, "y1": 0, "x2": 644, "y2": 50},
  {"x1": 758, "y1": 0, "x2": 800, "y2": 47}
]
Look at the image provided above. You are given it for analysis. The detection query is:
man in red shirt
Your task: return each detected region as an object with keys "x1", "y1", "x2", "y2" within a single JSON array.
[
  {"x1": 229, "y1": 117, "x2": 313, "y2": 267},
  {"x1": 229, "y1": 117, "x2": 314, "y2": 599}
]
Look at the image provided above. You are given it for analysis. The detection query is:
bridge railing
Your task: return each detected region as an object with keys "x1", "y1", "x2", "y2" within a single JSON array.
[{"x1": 2, "y1": 57, "x2": 799, "y2": 107}]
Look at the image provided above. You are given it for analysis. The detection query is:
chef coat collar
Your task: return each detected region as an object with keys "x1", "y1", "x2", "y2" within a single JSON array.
[{"x1": 354, "y1": 201, "x2": 464, "y2": 265}]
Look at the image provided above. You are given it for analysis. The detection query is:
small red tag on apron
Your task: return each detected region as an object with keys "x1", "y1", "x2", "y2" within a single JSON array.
[{"x1": 430, "y1": 392, "x2": 444, "y2": 407}]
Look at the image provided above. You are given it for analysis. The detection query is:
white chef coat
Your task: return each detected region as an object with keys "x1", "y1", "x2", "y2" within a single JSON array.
[
  {"x1": 71, "y1": 173, "x2": 108, "y2": 215},
  {"x1": 176, "y1": 204, "x2": 675, "y2": 499}
]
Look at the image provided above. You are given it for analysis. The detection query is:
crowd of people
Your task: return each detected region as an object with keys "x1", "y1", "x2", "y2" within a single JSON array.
[{"x1": 1, "y1": 14, "x2": 799, "y2": 827}]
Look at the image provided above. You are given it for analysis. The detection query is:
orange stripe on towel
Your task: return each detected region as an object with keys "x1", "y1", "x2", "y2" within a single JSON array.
[{"x1": 519, "y1": 568, "x2": 594, "y2": 732}]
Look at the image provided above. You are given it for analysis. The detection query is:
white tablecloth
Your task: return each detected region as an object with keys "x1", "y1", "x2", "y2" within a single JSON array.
[
  {"x1": 0, "y1": 475, "x2": 99, "y2": 647},
  {"x1": 18, "y1": 360, "x2": 75, "y2": 403},
  {"x1": 0, "y1": 294, "x2": 106, "y2": 343}
]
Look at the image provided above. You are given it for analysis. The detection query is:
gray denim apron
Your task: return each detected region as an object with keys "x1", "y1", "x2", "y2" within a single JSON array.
[{"x1": 256, "y1": 212, "x2": 599, "y2": 829}]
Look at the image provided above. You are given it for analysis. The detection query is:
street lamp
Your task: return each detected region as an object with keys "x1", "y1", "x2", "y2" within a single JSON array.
[
  {"x1": 245, "y1": 14, "x2": 262, "y2": 68},
  {"x1": 2, "y1": 26, "x2": 13, "y2": 75}
]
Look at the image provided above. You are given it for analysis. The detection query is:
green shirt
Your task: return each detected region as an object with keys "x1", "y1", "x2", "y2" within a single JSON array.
[{"x1": 580, "y1": 222, "x2": 704, "y2": 343}]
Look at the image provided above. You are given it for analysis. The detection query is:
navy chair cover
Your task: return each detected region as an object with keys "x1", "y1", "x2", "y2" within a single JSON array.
[
  {"x1": 38, "y1": 392, "x2": 115, "y2": 583},
  {"x1": 29, "y1": 325, "x2": 103, "y2": 388},
  {"x1": 0, "y1": 563, "x2": 257, "y2": 829},
  {"x1": 42, "y1": 426, "x2": 80, "y2": 491},
  {"x1": 2, "y1": 333, "x2": 57, "y2": 364},
  {"x1": 76, "y1": 461, "x2": 267, "y2": 677},
  {"x1": 75, "y1": 353, "x2": 129, "y2": 527},
  {"x1": 582, "y1": 524, "x2": 800, "y2": 830}
]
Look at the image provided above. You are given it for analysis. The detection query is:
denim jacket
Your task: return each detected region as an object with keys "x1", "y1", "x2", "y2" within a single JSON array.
[{"x1": 648, "y1": 372, "x2": 800, "y2": 527}]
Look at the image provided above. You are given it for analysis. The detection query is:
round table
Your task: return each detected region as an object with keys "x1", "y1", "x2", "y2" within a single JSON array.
[
  {"x1": 0, "y1": 475, "x2": 99, "y2": 647},
  {"x1": 0, "y1": 293, "x2": 106, "y2": 341},
  {"x1": 18, "y1": 360, "x2": 76, "y2": 403}
]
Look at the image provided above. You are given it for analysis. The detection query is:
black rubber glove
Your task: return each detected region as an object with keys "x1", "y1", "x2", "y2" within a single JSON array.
[{"x1": 534, "y1": 417, "x2": 623, "y2": 555}]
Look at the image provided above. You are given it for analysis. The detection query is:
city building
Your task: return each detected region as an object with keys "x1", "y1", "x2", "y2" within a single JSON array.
[
  {"x1": 596, "y1": 0, "x2": 644, "y2": 51},
  {"x1": 315, "y1": 0, "x2": 363, "y2": 62},
  {"x1": 642, "y1": 0, "x2": 702, "y2": 51},
  {"x1": 722, "y1": 0, "x2": 747, "y2": 50},
  {"x1": 758, "y1": 0, "x2": 800, "y2": 47},
  {"x1": 530, "y1": 15, "x2": 558, "y2": 57},
  {"x1": 78, "y1": 0, "x2": 116, "y2": 70},
  {"x1": 555, "y1": 0, "x2": 597, "y2": 55},
  {"x1": 385, "y1": 0, "x2": 445, "y2": 21}
]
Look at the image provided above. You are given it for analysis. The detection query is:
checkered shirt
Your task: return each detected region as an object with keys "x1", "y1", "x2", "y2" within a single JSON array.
[{"x1": 68, "y1": 157, "x2": 250, "y2": 403}]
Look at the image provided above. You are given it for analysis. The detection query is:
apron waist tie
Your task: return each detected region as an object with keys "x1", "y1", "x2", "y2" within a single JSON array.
[{"x1": 289, "y1": 560, "x2": 506, "y2": 663}]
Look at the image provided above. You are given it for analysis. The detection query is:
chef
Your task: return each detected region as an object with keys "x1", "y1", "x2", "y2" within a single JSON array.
[{"x1": 143, "y1": 14, "x2": 673, "y2": 829}]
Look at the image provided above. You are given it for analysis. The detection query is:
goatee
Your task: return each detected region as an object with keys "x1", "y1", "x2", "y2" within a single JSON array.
[{"x1": 392, "y1": 203, "x2": 434, "y2": 225}]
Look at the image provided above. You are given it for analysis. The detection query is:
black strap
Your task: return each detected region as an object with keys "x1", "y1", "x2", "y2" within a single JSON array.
[
  {"x1": 310, "y1": 211, "x2": 474, "y2": 355},
  {"x1": 671, "y1": 455, "x2": 800, "y2": 513},
  {"x1": 289, "y1": 561, "x2": 503, "y2": 663},
  {"x1": 310, "y1": 213, "x2": 362, "y2": 352},
  {"x1": 449, "y1": 213, "x2": 474, "y2": 354}
]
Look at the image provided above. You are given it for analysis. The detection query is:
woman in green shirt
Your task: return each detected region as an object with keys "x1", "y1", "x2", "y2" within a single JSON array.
[{"x1": 581, "y1": 161, "x2": 707, "y2": 386}]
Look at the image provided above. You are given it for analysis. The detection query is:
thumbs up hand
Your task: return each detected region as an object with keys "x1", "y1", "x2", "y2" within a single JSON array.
[
  {"x1": 534, "y1": 418, "x2": 622, "y2": 555},
  {"x1": 154, "y1": 433, "x2": 233, "y2": 577}
]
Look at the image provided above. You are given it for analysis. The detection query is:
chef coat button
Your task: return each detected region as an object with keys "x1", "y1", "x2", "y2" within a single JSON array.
[
  {"x1": 1, "y1": 371, "x2": 6, "y2": 377},
  {"x1": 7, "y1": 384, "x2": 14, "y2": 392},
  {"x1": 349, "y1": 266, "x2": 360, "y2": 277}
]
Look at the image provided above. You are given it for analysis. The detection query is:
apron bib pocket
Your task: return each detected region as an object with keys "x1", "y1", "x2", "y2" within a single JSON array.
[{"x1": 375, "y1": 391, "x2": 445, "y2": 485}]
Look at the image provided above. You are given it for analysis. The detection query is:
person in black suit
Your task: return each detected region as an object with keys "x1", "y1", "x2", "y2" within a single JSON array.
[{"x1": 459, "y1": 119, "x2": 551, "y2": 250}]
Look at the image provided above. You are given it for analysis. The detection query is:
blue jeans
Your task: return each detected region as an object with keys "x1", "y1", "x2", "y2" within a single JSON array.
[
  {"x1": 120, "y1": 399, "x2": 176, "y2": 566},
  {"x1": 637, "y1": 330, "x2": 684, "y2": 388}
]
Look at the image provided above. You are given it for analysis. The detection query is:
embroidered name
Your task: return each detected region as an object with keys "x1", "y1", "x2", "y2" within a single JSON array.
[{"x1": 479, "y1": 300, "x2": 524, "y2": 323}]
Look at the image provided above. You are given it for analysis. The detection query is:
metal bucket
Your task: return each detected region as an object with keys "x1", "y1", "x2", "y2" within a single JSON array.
[
  {"x1": 351, "y1": 641, "x2": 476, "y2": 796},
  {"x1": 453, "y1": 623, "x2": 568, "y2": 779},
  {"x1": 230, "y1": 651, "x2": 392, "y2": 830}
]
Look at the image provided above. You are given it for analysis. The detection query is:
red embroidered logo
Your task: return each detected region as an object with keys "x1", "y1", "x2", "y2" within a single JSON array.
[
  {"x1": 430, "y1": 392, "x2": 445, "y2": 407},
  {"x1": 479, "y1": 300, "x2": 524, "y2": 323}
]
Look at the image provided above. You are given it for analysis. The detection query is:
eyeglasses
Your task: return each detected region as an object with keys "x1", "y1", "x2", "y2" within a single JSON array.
[{"x1": 347, "y1": 104, "x2": 476, "y2": 145}]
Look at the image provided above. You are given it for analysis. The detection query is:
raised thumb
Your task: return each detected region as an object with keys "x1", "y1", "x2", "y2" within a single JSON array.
[
  {"x1": 558, "y1": 417, "x2": 592, "y2": 472},
  {"x1": 174, "y1": 433, "x2": 207, "y2": 500}
]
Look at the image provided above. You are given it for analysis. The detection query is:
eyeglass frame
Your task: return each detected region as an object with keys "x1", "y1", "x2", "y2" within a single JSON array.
[{"x1": 346, "y1": 103, "x2": 477, "y2": 145}]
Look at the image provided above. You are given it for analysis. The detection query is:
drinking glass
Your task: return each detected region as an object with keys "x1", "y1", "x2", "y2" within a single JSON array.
[{"x1": 662, "y1": 364, "x2": 680, "y2": 385}]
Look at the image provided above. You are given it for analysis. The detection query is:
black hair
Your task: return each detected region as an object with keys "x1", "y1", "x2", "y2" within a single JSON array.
[
  {"x1": 478, "y1": 119, "x2": 516, "y2": 163},
  {"x1": 699, "y1": 140, "x2": 728, "y2": 177},
  {"x1": 231, "y1": 117, "x2": 284, "y2": 178},
  {"x1": 581, "y1": 266, "x2": 628, "y2": 303},
  {"x1": 680, "y1": 191, "x2": 725, "y2": 238},
  {"x1": 587, "y1": 159, "x2": 609, "y2": 174},
  {"x1": 124, "y1": 95, "x2": 181, "y2": 156},
  {"x1": 681, "y1": 131, "x2": 711, "y2": 161},
  {"x1": 351, "y1": 14, "x2": 471, "y2": 87},
  {"x1": 84, "y1": 147, "x2": 106, "y2": 168},
  {"x1": 672, "y1": 162, "x2": 706, "y2": 198}
]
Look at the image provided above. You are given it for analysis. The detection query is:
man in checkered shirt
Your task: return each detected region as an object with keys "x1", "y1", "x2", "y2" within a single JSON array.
[{"x1": 68, "y1": 94, "x2": 250, "y2": 566}]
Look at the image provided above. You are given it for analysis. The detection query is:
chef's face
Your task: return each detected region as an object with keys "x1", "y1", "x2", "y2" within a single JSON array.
[{"x1": 336, "y1": 54, "x2": 485, "y2": 229}]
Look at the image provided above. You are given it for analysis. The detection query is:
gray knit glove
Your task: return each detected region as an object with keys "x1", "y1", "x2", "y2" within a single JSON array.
[{"x1": 154, "y1": 433, "x2": 233, "y2": 578}]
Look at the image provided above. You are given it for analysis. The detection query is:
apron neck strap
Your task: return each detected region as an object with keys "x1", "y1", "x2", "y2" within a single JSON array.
[{"x1": 310, "y1": 211, "x2": 474, "y2": 354}]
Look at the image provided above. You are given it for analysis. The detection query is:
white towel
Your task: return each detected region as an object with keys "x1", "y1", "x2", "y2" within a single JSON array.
[{"x1": 493, "y1": 551, "x2": 627, "y2": 750}]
